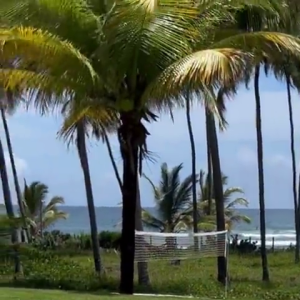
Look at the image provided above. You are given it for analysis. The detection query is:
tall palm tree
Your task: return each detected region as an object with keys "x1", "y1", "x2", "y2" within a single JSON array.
[
  {"x1": 99, "y1": 130, "x2": 150, "y2": 285},
  {"x1": 0, "y1": 132, "x2": 21, "y2": 272},
  {"x1": 0, "y1": 91, "x2": 28, "y2": 240},
  {"x1": 23, "y1": 180, "x2": 68, "y2": 237},
  {"x1": 142, "y1": 163, "x2": 194, "y2": 232},
  {"x1": 185, "y1": 91, "x2": 198, "y2": 235},
  {"x1": 59, "y1": 100, "x2": 115, "y2": 273},
  {"x1": 1, "y1": 0, "x2": 300, "y2": 293}
]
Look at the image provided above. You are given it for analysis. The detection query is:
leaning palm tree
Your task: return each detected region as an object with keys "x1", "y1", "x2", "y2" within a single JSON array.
[
  {"x1": 1, "y1": 0, "x2": 300, "y2": 293},
  {"x1": 184, "y1": 91, "x2": 198, "y2": 235},
  {"x1": 0, "y1": 90, "x2": 29, "y2": 240},
  {"x1": 59, "y1": 99, "x2": 117, "y2": 273},
  {"x1": 23, "y1": 180, "x2": 68, "y2": 237},
  {"x1": 142, "y1": 163, "x2": 194, "y2": 233},
  {"x1": 197, "y1": 170, "x2": 251, "y2": 231}
]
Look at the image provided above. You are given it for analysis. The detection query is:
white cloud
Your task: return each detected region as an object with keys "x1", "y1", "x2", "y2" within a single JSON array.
[
  {"x1": 236, "y1": 147, "x2": 257, "y2": 165},
  {"x1": 236, "y1": 147, "x2": 292, "y2": 169},
  {"x1": 4, "y1": 151, "x2": 28, "y2": 176}
]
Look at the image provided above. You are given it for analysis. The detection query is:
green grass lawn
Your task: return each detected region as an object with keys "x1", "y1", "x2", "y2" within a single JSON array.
[
  {"x1": 1, "y1": 249, "x2": 300, "y2": 299},
  {"x1": 0, "y1": 288, "x2": 256, "y2": 300}
]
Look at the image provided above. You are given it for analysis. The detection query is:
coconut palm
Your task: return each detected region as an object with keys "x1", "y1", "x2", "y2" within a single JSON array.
[
  {"x1": 0, "y1": 90, "x2": 29, "y2": 240},
  {"x1": 1, "y1": 0, "x2": 300, "y2": 292},
  {"x1": 142, "y1": 163, "x2": 194, "y2": 233},
  {"x1": 197, "y1": 170, "x2": 251, "y2": 231},
  {"x1": 185, "y1": 91, "x2": 198, "y2": 235},
  {"x1": 23, "y1": 181, "x2": 68, "y2": 237}
]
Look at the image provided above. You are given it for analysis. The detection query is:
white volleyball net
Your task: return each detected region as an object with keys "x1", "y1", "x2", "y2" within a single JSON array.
[
  {"x1": 134, "y1": 230, "x2": 229, "y2": 298},
  {"x1": 135, "y1": 230, "x2": 228, "y2": 262}
]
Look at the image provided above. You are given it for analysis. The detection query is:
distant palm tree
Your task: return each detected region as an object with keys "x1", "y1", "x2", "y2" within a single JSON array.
[
  {"x1": 23, "y1": 181, "x2": 68, "y2": 237},
  {"x1": 197, "y1": 170, "x2": 251, "y2": 231},
  {"x1": 142, "y1": 163, "x2": 194, "y2": 233}
]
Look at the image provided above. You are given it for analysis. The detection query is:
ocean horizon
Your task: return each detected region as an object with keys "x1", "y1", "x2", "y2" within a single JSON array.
[
  {"x1": 50, "y1": 207, "x2": 295, "y2": 248},
  {"x1": 1, "y1": 206, "x2": 297, "y2": 248}
]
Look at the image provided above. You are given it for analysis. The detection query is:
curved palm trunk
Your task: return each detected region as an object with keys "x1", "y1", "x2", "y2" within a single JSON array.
[
  {"x1": 185, "y1": 91, "x2": 198, "y2": 234},
  {"x1": 103, "y1": 131, "x2": 149, "y2": 285},
  {"x1": 103, "y1": 130, "x2": 122, "y2": 189},
  {"x1": 254, "y1": 65, "x2": 269, "y2": 281},
  {"x1": 119, "y1": 112, "x2": 139, "y2": 294},
  {"x1": 76, "y1": 123, "x2": 101, "y2": 273},
  {"x1": 285, "y1": 73, "x2": 300, "y2": 263},
  {"x1": 206, "y1": 106, "x2": 226, "y2": 284},
  {"x1": 0, "y1": 134, "x2": 21, "y2": 273},
  {"x1": 1, "y1": 108, "x2": 29, "y2": 241},
  {"x1": 205, "y1": 107, "x2": 213, "y2": 216}
]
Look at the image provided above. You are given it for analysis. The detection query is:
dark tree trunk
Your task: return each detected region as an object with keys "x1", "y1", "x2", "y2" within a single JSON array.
[
  {"x1": 206, "y1": 106, "x2": 226, "y2": 284},
  {"x1": 285, "y1": 73, "x2": 299, "y2": 263},
  {"x1": 104, "y1": 129, "x2": 149, "y2": 286},
  {"x1": 185, "y1": 91, "x2": 198, "y2": 234},
  {"x1": 136, "y1": 177, "x2": 150, "y2": 286},
  {"x1": 254, "y1": 65, "x2": 269, "y2": 281},
  {"x1": 205, "y1": 107, "x2": 213, "y2": 216},
  {"x1": 119, "y1": 113, "x2": 139, "y2": 294},
  {"x1": 1, "y1": 108, "x2": 29, "y2": 241},
  {"x1": 0, "y1": 134, "x2": 21, "y2": 273},
  {"x1": 103, "y1": 129, "x2": 122, "y2": 190},
  {"x1": 76, "y1": 123, "x2": 101, "y2": 273},
  {"x1": 0, "y1": 135, "x2": 14, "y2": 218}
]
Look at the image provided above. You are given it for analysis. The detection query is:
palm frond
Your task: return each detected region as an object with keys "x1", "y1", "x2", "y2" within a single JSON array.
[
  {"x1": 225, "y1": 197, "x2": 249, "y2": 209},
  {"x1": 141, "y1": 209, "x2": 165, "y2": 231},
  {"x1": 144, "y1": 49, "x2": 251, "y2": 104}
]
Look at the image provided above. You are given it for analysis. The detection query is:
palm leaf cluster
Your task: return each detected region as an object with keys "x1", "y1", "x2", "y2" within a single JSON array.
[{"x1": 143, "y1": 164, "x2": 250, "y2": 233}]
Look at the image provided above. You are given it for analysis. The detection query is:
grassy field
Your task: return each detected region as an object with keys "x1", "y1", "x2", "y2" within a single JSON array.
[
  {"x1": 0, "y1": 288, "x2": 262, "y2": 300},
  {"x1": 0, "y1": 249, "x2": 300, "y2": 299},
  {"x1": 0, "y1": 288, "x2": 193, "y2": 300}
]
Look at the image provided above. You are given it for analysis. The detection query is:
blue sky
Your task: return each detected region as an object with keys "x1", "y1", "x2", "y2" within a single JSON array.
[{"x1": 0, "y1": 72, "x2": 299, "y2": 209}]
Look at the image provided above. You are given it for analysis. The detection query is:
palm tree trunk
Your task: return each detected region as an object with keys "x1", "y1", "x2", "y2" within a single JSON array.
[
  {"x1": 136, "y1": 177, "x2": 150, "y2": 286},
  {"x1": 0, "y1": 107, "x2": 29, "y2": 241},
  {"x1": 119, "y1": 112, "x2": 139, "y2": 294},
  {"x1": 205, "y1": 106, "x2": 226, "y2": 284},
  {"x1": 285, "y1": 73, "x2": 299, "y2": 263},
  {"x1": 0, "y1": 134, "x2": 21, "y2": 273},
  {"x1": 185, "y1": 91, "x2": 198, "y2": 234},
  {"x1": 103, "y1": 130, "x2": 122, "y2": 189},
  {"x1": 205, "y1": 107, "x2": 213, "y2": 216},
  {"x1": 76, "y1": 122, "x2": 101, "y2": 273},
  {"x1": 254, "y1": 65, "x2": 269, "y2": 281},
  {"x1": 103, "y1": 131, "x2": 149, "y2": 285}
]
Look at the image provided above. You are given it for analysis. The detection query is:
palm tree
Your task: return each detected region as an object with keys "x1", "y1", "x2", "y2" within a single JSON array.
[
  {"x1": 23, "y1": 181, "x2": 68, "y2": 237},
  {"x1": 185, "y1": 91, "x2": 198, "y2": 236},
  {"x1": 197, "y1": 170, "x2": 251, "y2": 231},
  {"x1": 1, "y1": 0, "x2": 300, "y2": 293},
  {"x1": 0, "y1": 90, "x2": 29, "y2": 240},
  {"x1": 142, "y1": 163, "x2": 194, "y2": 233},
  {"x1": 276, "y1": 63, "x2": 300, "y2": 263}
]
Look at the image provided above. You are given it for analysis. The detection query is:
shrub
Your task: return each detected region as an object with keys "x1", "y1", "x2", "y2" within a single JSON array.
[{"x1": 99, "y1": 231, "x2": 121, "y2": 250}]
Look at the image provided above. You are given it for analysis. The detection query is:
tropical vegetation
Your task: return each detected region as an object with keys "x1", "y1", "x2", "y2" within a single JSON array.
[
  {"x1": 0, "y1": 0, "x2": 299, "y2": 296},
  {"x1": 22, "y1": 181, "x2": 68, "y2": 237}
]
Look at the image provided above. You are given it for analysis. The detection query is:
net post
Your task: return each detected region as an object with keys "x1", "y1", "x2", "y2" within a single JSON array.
[{"x1": 224, "y1": 230, "x2": 230, "y2": 299}]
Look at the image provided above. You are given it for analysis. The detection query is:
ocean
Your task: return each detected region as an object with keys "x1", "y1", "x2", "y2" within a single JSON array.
[{"x1": 50, "y1": 207, "x2": 296, "y2": 248}]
